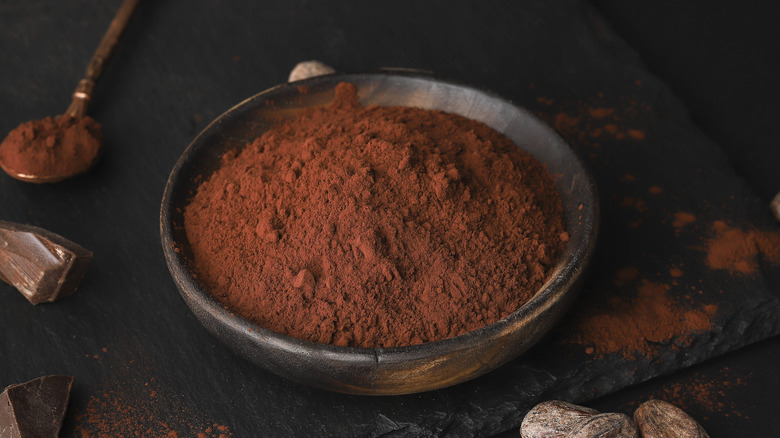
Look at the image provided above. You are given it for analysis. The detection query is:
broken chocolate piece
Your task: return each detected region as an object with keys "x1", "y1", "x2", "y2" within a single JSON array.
[
  {"x1": 0, "y1": 375, "x2": 74, "y2": 438},
  {"x1": 0, "y1": 220, "x2": 93, "y2": 304}
]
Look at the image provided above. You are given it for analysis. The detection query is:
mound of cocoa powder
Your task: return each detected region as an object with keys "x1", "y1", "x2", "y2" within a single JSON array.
[
  {"x1": 184, "y1": 82, "x2": 567, "y2": 348},
  {"x1": 0, "y1": 115, "x2": 102, "y2": 178}
]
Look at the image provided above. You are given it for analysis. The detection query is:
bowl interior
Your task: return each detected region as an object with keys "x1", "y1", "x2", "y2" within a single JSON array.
[{"x1": 160, "y1": 73, "x2": 598, "y2": 395}]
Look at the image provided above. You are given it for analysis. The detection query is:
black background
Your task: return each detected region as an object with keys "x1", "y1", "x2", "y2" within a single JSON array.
[{"x1": 1, "y1": 1, "x2": 778, "y2": 436}]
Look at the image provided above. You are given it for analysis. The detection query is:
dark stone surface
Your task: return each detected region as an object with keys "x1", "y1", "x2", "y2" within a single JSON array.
[
  {"x1": 543, "y1": 2, "x2": 780, "y2": 436},
  {"x1": 0, "y1": 1, "x2": 777, "y2": 437},
  {"x1": 592, "y1": 0, "x2": 780, "y2": 203}
]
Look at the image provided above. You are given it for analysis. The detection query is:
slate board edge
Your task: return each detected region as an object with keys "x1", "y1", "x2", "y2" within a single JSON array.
[{"x1": 425, "y1": 4, "x2": 780, "y2": 436}]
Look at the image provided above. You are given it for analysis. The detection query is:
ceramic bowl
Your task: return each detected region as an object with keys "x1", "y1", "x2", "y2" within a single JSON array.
[{"x1": 160, "y1": 72, "x2": 598, "y2": 395}]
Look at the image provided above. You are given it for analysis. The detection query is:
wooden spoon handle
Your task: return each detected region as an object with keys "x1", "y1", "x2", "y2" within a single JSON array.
[{"x1": 66, "y1": 0, "x2": 141, "y2": 117}]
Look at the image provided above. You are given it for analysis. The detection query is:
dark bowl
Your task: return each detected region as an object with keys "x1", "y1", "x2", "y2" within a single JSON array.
[{"x1": 160, "y1": 73, "x2": 598, "y2": 395}]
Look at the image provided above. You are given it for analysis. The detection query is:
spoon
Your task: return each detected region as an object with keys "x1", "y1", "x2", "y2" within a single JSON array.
[{"x1": 0, "y1": 0, "x2": 140, "y2": 183}]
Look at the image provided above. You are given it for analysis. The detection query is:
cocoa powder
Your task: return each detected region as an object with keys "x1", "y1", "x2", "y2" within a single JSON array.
[
  {"x1": 184, "y1": 82, "x2": 566, "y2": 348},
  {"x1": 0, "y1": 115, "x2": 102, "y2": 178},
  {"x1": 565, "y1": 279, "x2": 717, "y2": 359},
  {"x1": 651, "y1": 368, "x2": 748, "y2": 419},
  {"x1": 72, "y1": 351, "x2": 232, "y2": 437},
  {"x1": 74, "y1": 386, "x2": 232, "y2": 438},
  {"x1": 705, "y1": 221, "x2": 780, "y2": 274}
]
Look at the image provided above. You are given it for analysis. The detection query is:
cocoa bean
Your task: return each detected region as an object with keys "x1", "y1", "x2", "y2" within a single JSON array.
[
  {"x1": 520, "y1": 400, "x2": 599, "y2": 438},
  {"x1": 568, "y1": 413, "x2": 639, "y2": 438},
  {"x1": 771, "y1": 190, "x2": 780, "y2": 223},
  {"x1": 288, "y1": 60, "x2": 336, "y2": 82},
  {"x1": 634, "y1": 399, "x2": 709, "y2": 438}
]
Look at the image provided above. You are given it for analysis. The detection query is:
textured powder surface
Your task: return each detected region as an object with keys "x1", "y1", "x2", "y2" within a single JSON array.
[
  {"x1": 184, "y1": 82, "x2": 566, "y2": 348},
  {"x1": 0, "y1": 115, "x2": 102, "y2": 178}
]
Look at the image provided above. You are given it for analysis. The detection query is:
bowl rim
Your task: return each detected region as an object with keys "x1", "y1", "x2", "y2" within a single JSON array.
[{"x1": 160, "y1": 71, "x2": 599, "y2": 365}]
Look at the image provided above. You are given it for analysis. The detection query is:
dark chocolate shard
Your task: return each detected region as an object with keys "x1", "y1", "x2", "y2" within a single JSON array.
[
  {"x1": 0, "y1": 375, "x2": 75, "y2": 438},
  {"x1": 0, "y1": 220, "x2": 92, "y2": 304}
]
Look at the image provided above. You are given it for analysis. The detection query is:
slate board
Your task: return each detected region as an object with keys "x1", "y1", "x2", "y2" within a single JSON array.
[{"x1": 0, "y1": 1, "x2": 778, "y2": 437}]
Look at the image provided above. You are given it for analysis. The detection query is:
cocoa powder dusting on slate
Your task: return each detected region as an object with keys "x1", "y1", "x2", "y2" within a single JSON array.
[
  {"x1": 565, "y1": 279, "x2": 717, "y2": 359},
  {"x1": 547, "y1": 100, "x2": 647, "y2": 148},
  {"x1": 184, "y1": 82, "x2": 566, "y2": 348},
  {"x1": 71, "y1": 350, "x2": 232, "y2": 437},
  {"x1": 562, "y1": 219, "x2": 780, "y2": 360},
  {"x1": 616, "y1": 368, "x2": 750, "y2": 422},
  {"x1": 73, "y1": 381, "x2": 231, "y2": 437},
  {"x1": 659, "y1": 370, "x2": 749, "y2": 420},
  {"x1": 705, "y1": 221, "x2": 780, "y2": 275},
  {"x1": 672, "y1": 212, "x2": 697, "y2": 230}
]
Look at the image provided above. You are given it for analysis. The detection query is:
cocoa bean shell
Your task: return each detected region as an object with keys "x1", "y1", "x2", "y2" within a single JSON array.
[
  {"x1": 634, "y1": 399, "x2": 709, "y2": 438},
  {"x1": 568, "y1": 413, "x2": 639, "y2": 438},
  {"x1": 520, "y1": 400, "x2": 599, "y2": 438}
]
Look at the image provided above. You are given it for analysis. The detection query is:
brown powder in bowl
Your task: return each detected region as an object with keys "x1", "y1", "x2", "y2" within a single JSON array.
[{"x1": 183, "y1": 82, "x2": 566, "y2": 348}]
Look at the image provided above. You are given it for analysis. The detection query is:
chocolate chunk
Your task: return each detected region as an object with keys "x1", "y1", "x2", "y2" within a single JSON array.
[
  {"x1": 0, "y1": 375, "x2": 74, "y2": 438},
  {"x1": 0, "y1": 220, "x2": 93, "y2": 304}
]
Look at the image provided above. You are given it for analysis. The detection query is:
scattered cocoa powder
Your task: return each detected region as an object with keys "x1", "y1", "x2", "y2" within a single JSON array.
[
  {"x1": 184, "y1": 82, "x2": 566, "y2": 348},
  {"x1": 620, "y1": 368, "x2": 750, "y2": 422},
  {"x1": 588, "y1": 108, "x2": 613, "y2": 118},
  {"x1": 672, "y1": 212, "x2": 696, "y2": 230},
  {"x1": 71, "y1": 347, "x2": 232, "y2": 437},
  {"x1": 554, "y1": 113, "x2": 581, "y2": 134},
  {"x1": 669, "y1": 267, "x2": 684, "y2": 278},
  {"x1": 565, "y1": 279, "x2": 718, "y2": 359},
  {"x1": 540, "y1": 92, "x2": 648, "y2": 164},
  {"x1": 551, "y1": 104, "x2": 646, "y2": 145},
  {"x1": 0, "y1": 115, "x2": 102, "y2": 179},
  {"x1": 620, "y1": 196, "x2": 647, "y2": 212},
  {"x1": 537, "y1": 92, "x2": 780, "y2": 367},
  {"x1": 612, "y1": 267, "x2": 639, "y2": 287},
  {"x1": 704, "y1": 221, "x2": 780, "y2": 275},
  {"x1": 73, "y1": 379, "x2": 231, "y2": 438},
  {"x1": 661, "y1": 371, "x2": 748, "y2": 418}
]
